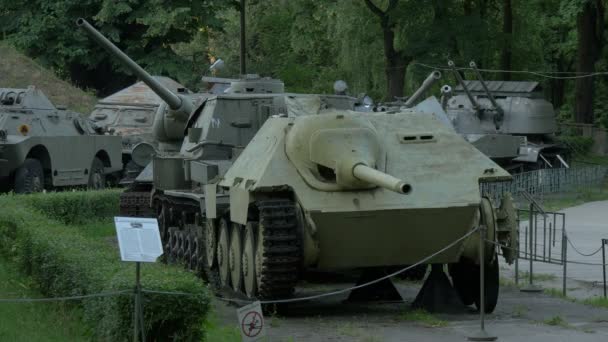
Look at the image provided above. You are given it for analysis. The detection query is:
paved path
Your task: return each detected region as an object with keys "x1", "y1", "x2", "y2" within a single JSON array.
[
  {"x1": 513, "y1": 200, "x2": 608, "y2": 284},
  {"x1": 216, "y1": 283, "x2": 608, "y2": 341}
]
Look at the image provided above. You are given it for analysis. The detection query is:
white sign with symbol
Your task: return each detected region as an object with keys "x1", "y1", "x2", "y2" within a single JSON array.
[
  {"x1": 237, "y1": 301, "x2": 266, "y2": 342},
  {"x1": 114, "y1": 217, "x2": 163, "y2": 262}
]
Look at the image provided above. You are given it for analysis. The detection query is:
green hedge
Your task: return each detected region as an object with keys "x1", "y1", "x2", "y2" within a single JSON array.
[
  {"x1": 23, "y1": 190, "x2": 121, "y2": 225},
  {"x1": 0, "y1": 191, "x2": 211, "y2": 341}
]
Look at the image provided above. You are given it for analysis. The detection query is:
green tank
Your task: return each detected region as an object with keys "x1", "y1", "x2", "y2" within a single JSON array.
[
  {"x1": 89, "y1": 76, "x2": 190, "y2": 183},
  {"x1": 0, "y1": 86, "x2": 122, "y2": 193},
  {"x1": 79, "y1": 19, "x2": 518, "y2": 313}
]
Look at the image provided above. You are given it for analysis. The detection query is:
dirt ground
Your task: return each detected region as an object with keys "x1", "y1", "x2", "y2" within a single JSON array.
[{"x1": 213, "y1": 278, "x2": 608, "y2": 342}]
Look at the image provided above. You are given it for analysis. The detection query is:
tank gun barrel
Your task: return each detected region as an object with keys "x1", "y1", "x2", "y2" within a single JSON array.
[
  {"x1": 404, "y1": 71, "x2": 442, "y2": 108},
  {"x1": 469, "y1": 61, "x2": 504, "y2": 123},
  {"x1": 352, "y1": 164, "x2": 411, "y2": 194},
  {"x1": 448, "y1": 60, "x2": 480, "y2": 112},
  {"x1": 76, "y1": 18, "x2": 193, "y2": 116}
]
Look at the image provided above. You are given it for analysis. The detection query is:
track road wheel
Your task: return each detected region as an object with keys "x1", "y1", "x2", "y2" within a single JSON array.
[
  {"x1": 88, "y1": 157, "x2": 105, "y2": 190},
  {"x1": 167, "y1": 227, "x2": 177, "y2": 263},
  {"x1": 189, "y1": 236, "x2": 200, "y2": 272},
  {"x1": 205, "y1": 220, "x2": 217, "y2": 269},
  {"x1": 14, "y1": 158, "x2": 44, "y2": 194},
  {"x1": 183, "y1": 232, "x2": 192, "y2": 268},
  {"x1": 217, "y1": 218, "x2": 231, "y2": 288},
  {"x1": 229, "y1": 223, "x2": 244, "y2": 292},
  {"x1": 474, "y1": 257, "x2": 499, "y2": 314},
  {"x1": 176, "y1": 231, "x2": 185, "y2": 263},
  {"x1": 448, "y1": 262, "x2": 476, "y2": 306},
  {"x1": 242, "y1": 223, "x2": 258, "y2": 298}
]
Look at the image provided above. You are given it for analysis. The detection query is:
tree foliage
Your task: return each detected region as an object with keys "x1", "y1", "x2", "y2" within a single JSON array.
[
  {"x1": 0, "y1": 0, "x2": 228, "y2": 94},
  {"x1": 1, "y1": 0, "x2": 607, "y2": 125}
]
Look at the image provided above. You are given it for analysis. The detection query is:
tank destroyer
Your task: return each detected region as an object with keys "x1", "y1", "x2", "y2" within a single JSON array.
[
  {"x1": 0, "y1": 86, "x2": 122, "y2": 193},
  {"x1": 80, "y1": 18, "x2": 518, "y2": 313}
]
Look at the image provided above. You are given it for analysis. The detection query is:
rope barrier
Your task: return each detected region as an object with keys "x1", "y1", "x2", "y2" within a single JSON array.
[
  {"x1": 566, "y1": 238, "x2": 604, "y2": 257},
  {"x1": 0, "y1": 290, "x2": 132, "y2": 303},
  {"x1": 215, "y1": 227, "x2": 480, "y2": 305},
  {"x1": 410, "y1": 62, "x2": 608, "y2": 79},
  {"x1": 488, "y1": 239, "x2": 606, "y2": 266}
]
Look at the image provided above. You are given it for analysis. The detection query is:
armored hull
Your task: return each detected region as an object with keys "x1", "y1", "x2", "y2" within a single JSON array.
[{"x1": 0, "y1": 87, "x2": 122, "y2": 192}]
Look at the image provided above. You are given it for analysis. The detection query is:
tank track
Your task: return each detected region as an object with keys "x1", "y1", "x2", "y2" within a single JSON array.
[
  {"x1": 154, "y1": 194, "x2": 302, "y2": 301},
  {"x1": 256, "y1": 199, "x2": 301, "y2": 299},
  {"x1": 119, "y1": 190, "x2": 156, "y2": 217}
]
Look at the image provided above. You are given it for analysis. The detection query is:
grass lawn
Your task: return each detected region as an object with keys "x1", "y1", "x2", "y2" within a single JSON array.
[
  {"x1": 537, "y1": 185, "x2": 608, "y2": 212},
  {"x1": 0, "y1": 257, "x2": 91, "y2": 341}
]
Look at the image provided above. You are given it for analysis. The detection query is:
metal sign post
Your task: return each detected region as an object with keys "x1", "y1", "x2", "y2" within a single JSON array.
[
  {"x1": 114, "y1": 217, "x2": 163, "y2": 342},
  {"x1": 468, "y1": 225, "x2": 497, "y2": 341},
  {"x1": 602, "y1": 239, "x2": 607, "y2": 299},
  {"x1": 134, "y1": 262, "x2": 144, "y2": 342}
]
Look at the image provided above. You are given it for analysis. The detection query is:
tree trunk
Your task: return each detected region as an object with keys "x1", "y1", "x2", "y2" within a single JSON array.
[
  {"x1": 574, "y1": 0, "x2": 603, "y2": 124},
  {"x1": 500, "y1": 0, "x2": 513, "y2": 80},
  {"x1": 382, "y1": 23, "x2": 409, "y2": 100},
  {"x1": 551, "y1": 57, "x2": 566, "y2": 108},
  {"x1": 364, "y1": 0, "x2": 410, "y2": 101}
]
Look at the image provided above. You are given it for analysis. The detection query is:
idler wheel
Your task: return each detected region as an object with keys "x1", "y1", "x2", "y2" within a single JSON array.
[
  {"x1": 474, "y1": 258, "x2": 499, "y2": 313},
  {"x1": 217, "y1": 218, "x2": 231, "y2": 288},
  {"x1": 204, "y1": 220, "x2": 217, "y2": 269},
  {"x1": 242, "y1": 223, "x2": 258, "y2": 298},
  {"x1": 449, "y1": 257, "x2": 499, "y2": 313},
  {"x1": 229, "y1": 223, "x2": 244, "y2": 292},
  {"x1": 448, "y1": 262, "x2": 476, "y2": 306}
]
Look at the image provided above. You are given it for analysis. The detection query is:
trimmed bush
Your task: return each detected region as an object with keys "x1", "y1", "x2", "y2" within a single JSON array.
[
  {"x1": 0, "y1": 192, "x2": 211, "y2": 341},
  {"x1": 24, "y1": 190, "x2": 121, "y2": 225}
]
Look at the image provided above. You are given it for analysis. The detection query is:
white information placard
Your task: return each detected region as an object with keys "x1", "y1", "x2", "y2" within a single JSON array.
[
  {"x1": 236, "y1": 301, "x2": 266, "y2": 342},
  {"x1": 114, "y1": 217, "x2": 163, "y2": 262}
]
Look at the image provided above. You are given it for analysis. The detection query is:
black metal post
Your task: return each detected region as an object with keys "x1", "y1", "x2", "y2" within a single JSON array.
[
  {"x1": 240, "y1": 0, "x2": 247, "y2": 75},
  {"x1": 467, "y1": 225, "x2": 497, "y2": 341},
  {"x1": 521, "y1": 205, "x2": 542, "y2": 292},
  {"x1": 134, "y1": 262, "x2": 145, "y2": 342},
  {"x1": 602, "y1": 239, "x2": 607, "y2": 299},
  {"x1": 562, "y1": 233, "x2": 567, "y2": 297}
]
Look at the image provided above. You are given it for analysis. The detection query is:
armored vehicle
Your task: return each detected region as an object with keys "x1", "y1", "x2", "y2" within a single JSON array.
[
  {"x1": 89, "y1": 77, "x2": 190, "y2": 182},
  {"x1": 80, "y1": 19, "x2": 518, "y2": 313},
  {"x1": 442, "y1": 61, "x2": 567, "y2": 171},
  {"x1": 0, "y1": 86, "x2": 122, "y2": 193}
]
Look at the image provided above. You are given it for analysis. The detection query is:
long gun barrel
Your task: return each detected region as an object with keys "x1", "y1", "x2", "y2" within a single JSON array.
[
  {"x1": 448, "y1": 60, "x2": 480, "y2": 113},
  {"x1": 469, "y1": 61, "x2": 504, "y2": 124},
  {"x1": 404, "y1": 71, "x2": 442, "y2": 108},
  {"x1": 352, "y1": 163, "x2": 411, "y2": 194},
  {"x1": 76, "y1": 18, "x2": 193, "y2": 117}
]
